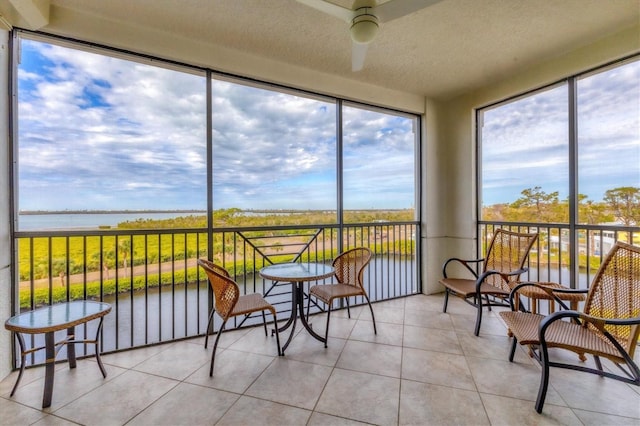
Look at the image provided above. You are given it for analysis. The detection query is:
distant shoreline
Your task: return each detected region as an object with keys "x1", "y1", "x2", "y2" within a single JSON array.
[
  {"x1": 19, "y1": 210, "x2": 207, "y2": 215},
  {"x1": 19, "y1": 208, "x2": 409, "y2": 216}
]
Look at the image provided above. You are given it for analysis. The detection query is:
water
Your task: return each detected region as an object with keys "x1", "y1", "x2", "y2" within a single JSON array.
[{"x1": 18, "y1": 212, "x2": 206, "y2": 231}]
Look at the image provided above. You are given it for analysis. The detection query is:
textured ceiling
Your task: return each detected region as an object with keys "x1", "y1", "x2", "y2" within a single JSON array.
[{"x1": 27, "y1": 0, "x2": 640, "y2": 99}]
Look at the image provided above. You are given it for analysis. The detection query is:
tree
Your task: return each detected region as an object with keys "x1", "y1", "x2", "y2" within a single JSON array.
[
  {"x1": 577, "y1": 194, "x2": 612, "y2": 225},
  {"x1": 603, "y1": 187, "x2": 640, "y2": 226},
  {"x1": 510, "y1": 186, "x2": 560, "y2": 222}
]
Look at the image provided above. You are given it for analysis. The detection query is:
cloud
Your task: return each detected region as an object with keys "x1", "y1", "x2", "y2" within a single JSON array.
[
  {"x1": 481, "y1": 60, "x2": 639, "y2": 205},
  {"x1": 17, "y1": 37, "x2": 417, "y2": 212}
]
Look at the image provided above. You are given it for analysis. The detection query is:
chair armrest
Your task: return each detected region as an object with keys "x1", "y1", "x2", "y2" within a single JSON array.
[
  {"x1": 539, "y1": 310, "x2": 640, "y2": 360},
  {"x1": 442, "y1": 257, "x2": 484, "y2": 279},
  {"x1": 477, "y1": 267, "x2": 528, "y2": 296}
]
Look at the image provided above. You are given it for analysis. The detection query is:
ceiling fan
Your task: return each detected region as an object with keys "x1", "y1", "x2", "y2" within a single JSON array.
[{"x1": 296, "y1": 0, "x2": 443, "y2": 71}]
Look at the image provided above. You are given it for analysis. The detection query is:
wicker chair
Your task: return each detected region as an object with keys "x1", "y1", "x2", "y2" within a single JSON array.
[
  {"x1": 202, "y1": 261, "x2": 231, "y2": 349},
  {"x1": 306, "y1": 247, "x2": 375, "y2": 347},
  {"x1": 198, "y1": 259, "x2": 281, "y2": 376},
  {"x1": 500, "y1": 241, "x2": 640, "y2": 413},
  {"x1": 439, "y1": 229, "x2": 538, "y2": 336}
]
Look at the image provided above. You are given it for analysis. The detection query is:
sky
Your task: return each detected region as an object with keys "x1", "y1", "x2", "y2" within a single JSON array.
[
  {"x1": 17, "y1": 37, "x2": 417, "y2": 212},
  {"x1": 15, "y1": 36, "x2": 639, "y2": 213},
  {"x1": 481, "y1": 60, "x2": 640, "y2": 206}
]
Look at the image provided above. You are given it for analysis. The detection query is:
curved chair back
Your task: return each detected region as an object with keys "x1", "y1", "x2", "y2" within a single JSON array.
[
  {"x1": 197, "y1": 259, "x2": 238, "y2": 320},
  {"x1": 483, "y1": 229, "x2": 538, "y2": 292},
  {"x1": 583, "y1": 241, "x2": 640, "y2": 356},
  {"x1": 332, "y1": 247, "x2": 372, "y2": 289}
]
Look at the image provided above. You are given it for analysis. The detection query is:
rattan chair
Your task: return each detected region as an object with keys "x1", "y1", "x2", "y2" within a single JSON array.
[
  {"x1": 202, "y1": 261, "x2": 231, "y2": 349},
  {"x1": 440, "y1": 229, "x2": 538, "y2": 335},
  {"x1": 500, "y1": 241, "x2": 640, "y2": 413},
  {"x1": 198, "y1": 259, "x2": 281, "y2": 376},
  {"x1": 306, "y1": 247, "x2": 375, "y2": 347}
]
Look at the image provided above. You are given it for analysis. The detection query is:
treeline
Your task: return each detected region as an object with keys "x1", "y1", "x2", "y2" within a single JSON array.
[
  {"x1": 117, "y1": 208, "x2": 415, "y2": 229},
  {"x1": 483, "y1": 186, "x2": 640, "y2": 226}
]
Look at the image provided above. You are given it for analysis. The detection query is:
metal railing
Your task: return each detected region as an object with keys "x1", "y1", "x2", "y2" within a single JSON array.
[
  {"x1": 479, "y1": 221, "x2": 640, "y2": 309},
  {"x1": 12, "y1": 221, "x2": 420, "y2": 367}
]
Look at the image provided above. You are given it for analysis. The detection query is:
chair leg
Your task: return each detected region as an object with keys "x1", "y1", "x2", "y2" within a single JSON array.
[
  {"x1": 270, "y1": 308, "x2": 282, "y2": 356},
  {"x1": 535, "y1": 339, "x2": 551, "y2": 413},
  {"x1": 346, "y1": 299, "x2": 351, "y2": 318},
  {"x1": 508, "y1": 337, "x2": 518, "y2": 362},
  {"x1": 474, "y1": 299, "x2": 483, "y2": 336},
  {"x1": 364, "y1": 294, "x2": 377, "y2": 334},
  {"x1": 324, "y1": 302, "x2": 332, "y2": 348},
  {"x1": 443, "y1": 289, "x2": 450, "y2": 313},
  {"x1": 209, "y1": 320, "x2": 227, "y2": 377},
  {"x1": 306, "y1": 293, "x2": 312, "y2": 321},
  {"x1": 204, "y1": 308, "x2": 215, "y2": 349},
  {"x1": 261, "y1": 311, "x2": 268, "y2": 336}
]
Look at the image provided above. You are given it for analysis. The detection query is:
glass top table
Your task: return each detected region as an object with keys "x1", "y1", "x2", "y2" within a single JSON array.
[
  {"x1": 259, "y1": 262, "x2": 334, "y2": 353},
  {"x1": 5, "y1": 301, "x2": 112, "y2": 408}
]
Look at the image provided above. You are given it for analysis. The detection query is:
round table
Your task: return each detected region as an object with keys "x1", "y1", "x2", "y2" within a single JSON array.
[{"x1": 260, "y1": 262, "x2": 334, "y2": 353}]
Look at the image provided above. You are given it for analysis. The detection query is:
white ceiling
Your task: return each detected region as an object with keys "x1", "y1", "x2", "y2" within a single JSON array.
[{"x1": 4, "y1": 0, "x2": 640, "y2": 100}]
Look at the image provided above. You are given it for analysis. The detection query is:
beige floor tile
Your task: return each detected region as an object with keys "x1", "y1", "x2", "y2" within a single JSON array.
[
  {"x1": 573, "y1": 408, "x2": 640, "y2": 425},
  {"x1": 0, "y1": 396, "x2": 48, "y2": 425},
  {"x1": 457, "y1": 331, "x2": 534, "y2": 364},
  {"x1": 404, "y1": 308, "x2": 454, "y2": 330},
  {"x1": 185, "y1": 349, "x2": 276, "y2": 394},
  {"x1": 316, "y1": 368, "x2": 400, "y2": 426},
  {"x1": 349, "y1": 319, "x2": 403, "y2": 346},
  {"x1": 216, "y1": 395, "x2": 311, "y2": 426},
  {"x1": 0, "y1": 362, "x2": 65, "y2": 398},
  {"x1": 308, "y1": 314, "x2": 358, "y2": 341},
  {"x1": 401, "y1": 347, "x2": 476, "y2": 391},
  {"x1": 449, "y1": 311, "x2": 510, "y2": 336},
  {"x1": 132, "y1": 340, "x2": 210, "y2": 380},
  {"x1": 52, "y1": 370, "x2": 177, "y2": 425},
  {"x1": 549, "y1": 367, "x2": 640, "y2": 418},
  {"x1": 283, "y1": 332, "x2": 347, "y2": 367},
  {"x1": 31, "y1": 414, "x2": 81, "y2": 425},
  {"x1": 403, "y1": 324, "x2": 463, "y2": 355},
  {"x1": 374, "y1": 297, "x2": 406, "y2": 310},
  {"x1": 366, "y1": 305, "x2": 404, "y2": 325},
  {"x1": 101, "y1": 344, "x2": 171, "y2": 369},
  {"x1": 480, "y1": 393, "x2": 582, "y2": 425},
  {"x1": 8, "y1": 361, "x2": 127, "y2": 411},
  {"x1": 127, "y1": 382, "x2": 239, "y2": 425},
  {"x1": 404, "y1": 293, "x2": 448, "y2": 312},
  {"x1": 308, "y1": 411, "x2": 373, "y2": 425},
  {"x1": 245, "y1": 357, "x2": 332, "y2": 410},
  {"x1": 466, "y1": 356, "x2": 566, "y2": 406},
  {"x1": 337, "y1": 340, "x2": 402, "y2": 378},
  {"x1": 399, "y1": 379, "x2": 489, "y2": 425},
  {"x1": 226, "y1": 325, "x2": 283, "y2": 357},
  {"x1": 330, "y1": 305, "x2": 366, "y2": 319}
]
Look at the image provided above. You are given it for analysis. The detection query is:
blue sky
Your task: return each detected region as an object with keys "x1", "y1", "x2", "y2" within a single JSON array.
[
  {"x1": 481, "y1": 59, "x2": 639, "y2": 206},
  {"x1": 16, "y1": 37, "x2": 639, "y2": 212},
  {"x1": 17, "y1": 38, "x2": 416, "y2": 212}
]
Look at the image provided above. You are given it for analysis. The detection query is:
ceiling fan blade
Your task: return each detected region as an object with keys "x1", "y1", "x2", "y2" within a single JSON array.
[
  {"x1": 352, "y1": 41, "x2": 369, "y2": 72},
  {"x1": 296, "y1": 0, "x2": 354, "y2": 22},
  {"x1": 375, "y1": 0, "x2": 443, "y2": 23}
]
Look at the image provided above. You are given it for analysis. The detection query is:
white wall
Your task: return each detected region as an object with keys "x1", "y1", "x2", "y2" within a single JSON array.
[
  {"x1": 0, "y1": 29, "x2": 13, "y2": 382},
  {"x1": 425, "y1": 24, "x2": 640, "y2": 295}
]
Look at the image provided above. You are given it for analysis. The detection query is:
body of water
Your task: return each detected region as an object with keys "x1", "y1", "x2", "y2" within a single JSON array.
[{"x1": 18, "y1": 212, "x2": 206, "y2": 231}]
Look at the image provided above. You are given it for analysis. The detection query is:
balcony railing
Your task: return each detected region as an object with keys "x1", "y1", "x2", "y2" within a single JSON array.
[
  {"x1": 12, "y1": 222, "x2": 420, "y2": 367},
  {"x1": 479, "y1": 221, "x2": 640, "y2": 298}
]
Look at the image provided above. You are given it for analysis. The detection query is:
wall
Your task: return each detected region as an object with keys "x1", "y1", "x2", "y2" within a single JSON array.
[
  {"x1": 425, "y1": 24, "x2": 640, "y2": 295},
  {"x1": 0, "y1": 29, "x2": 12, "y2": 381}
]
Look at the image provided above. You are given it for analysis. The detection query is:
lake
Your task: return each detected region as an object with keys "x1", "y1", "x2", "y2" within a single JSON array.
[{"x1": 17, "y1": 212, "x2": 206, "y2": 231}]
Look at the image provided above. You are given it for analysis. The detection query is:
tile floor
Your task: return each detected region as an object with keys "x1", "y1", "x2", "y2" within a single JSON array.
[{"x1": 1, "y1": 293, "x2": 639, "y2": 425}]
